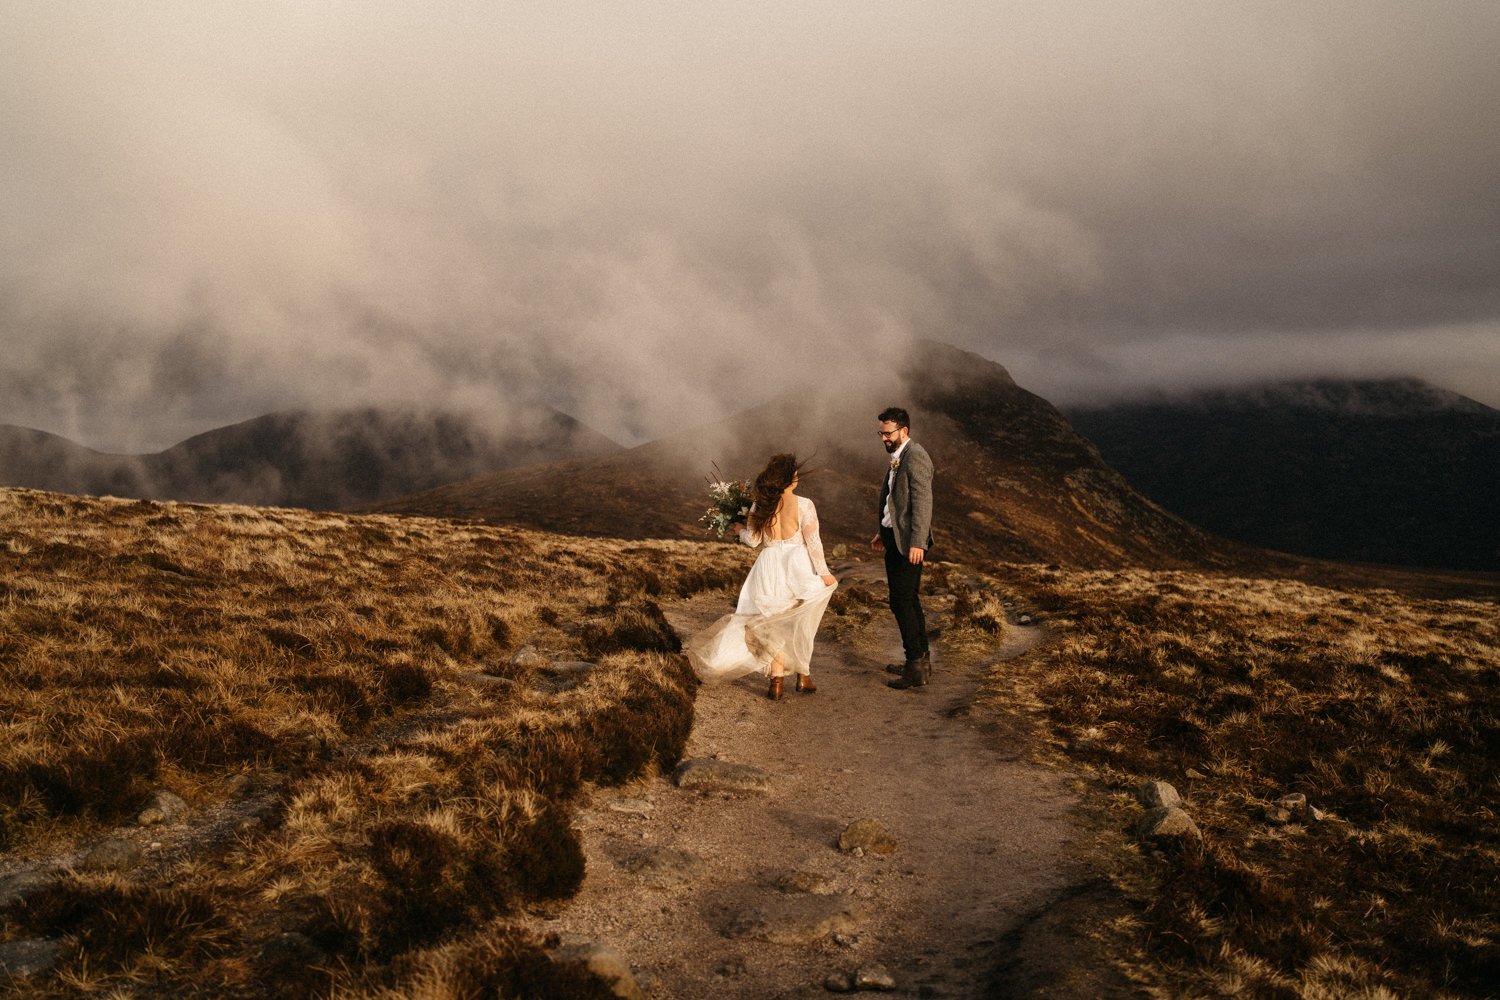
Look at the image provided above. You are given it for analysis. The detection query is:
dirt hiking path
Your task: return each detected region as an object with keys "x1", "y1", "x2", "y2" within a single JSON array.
[{"x1": 529, "y1": 559, "x2": 1085, "y2": 999}]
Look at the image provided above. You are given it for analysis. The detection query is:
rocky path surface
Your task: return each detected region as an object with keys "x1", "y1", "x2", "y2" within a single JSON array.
[{"x1": 529, "y1": 559, "x2": 1083, "y2": 999}]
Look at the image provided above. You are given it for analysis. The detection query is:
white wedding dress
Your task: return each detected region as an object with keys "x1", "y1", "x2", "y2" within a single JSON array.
[{"x1": 687, "y1": 495, "x2": 838, "y2": 682}]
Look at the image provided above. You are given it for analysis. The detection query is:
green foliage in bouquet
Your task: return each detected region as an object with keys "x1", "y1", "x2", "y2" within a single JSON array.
[{"x1": 700, "y1": 470, "x2": 751, "y2": 539}]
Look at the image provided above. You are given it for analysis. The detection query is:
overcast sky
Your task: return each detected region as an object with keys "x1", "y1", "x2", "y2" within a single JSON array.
[{"x1": 3, "y1": 1, "x2": 1498, "y2": 451}]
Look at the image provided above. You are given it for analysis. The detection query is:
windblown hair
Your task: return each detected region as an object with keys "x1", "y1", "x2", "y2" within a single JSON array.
[
  {"x1": 745, "y1": 453, "x2": 806, "y2": 534},
  {"x1": 878, "y1": 406, "x2": 910, "y2": 428}
]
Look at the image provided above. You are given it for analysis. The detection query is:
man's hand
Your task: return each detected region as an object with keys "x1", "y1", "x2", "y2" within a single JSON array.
[
  {"x1": 870, "y1": 535, "x2": 884, "y2": 551},
  {"x1": 908, "y1": 546, "x2": 925, "y2": 565}
]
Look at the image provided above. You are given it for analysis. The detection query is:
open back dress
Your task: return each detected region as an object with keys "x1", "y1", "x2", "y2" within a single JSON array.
[{"x1": 687, "y1": 495, "x2": 838, "y2": 681}]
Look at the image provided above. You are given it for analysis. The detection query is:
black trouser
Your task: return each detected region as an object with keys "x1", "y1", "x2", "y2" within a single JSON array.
[{"x1": 881, "y1": 525, "x2": 928, "y2": 662}]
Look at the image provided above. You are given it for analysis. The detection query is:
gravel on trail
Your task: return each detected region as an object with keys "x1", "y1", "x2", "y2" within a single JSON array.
[{"x1": 530, "y1": 558, "x2": 1089, "y2": 999}]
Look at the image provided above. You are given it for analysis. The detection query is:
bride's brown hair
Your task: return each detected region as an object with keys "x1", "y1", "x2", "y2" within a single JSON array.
[{"x1": 746, "y1": 453, "x2": 806, "y2": 533}]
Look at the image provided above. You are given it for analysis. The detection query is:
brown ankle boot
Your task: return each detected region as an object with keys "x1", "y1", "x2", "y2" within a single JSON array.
[
  {"x1": 886, "y1": 656, "x2": 928, "y2": 690},
  {"x1": 795, "y1": 674, "x2": 817, "y2": 694},
  {"x1": 767, "y1": 675, "x2": 784, "y2": 700}
]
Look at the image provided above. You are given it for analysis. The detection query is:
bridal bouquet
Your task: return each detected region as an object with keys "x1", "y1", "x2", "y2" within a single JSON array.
[{"x1": 701, "y1": 470, "x2": 751, "y2": 539}]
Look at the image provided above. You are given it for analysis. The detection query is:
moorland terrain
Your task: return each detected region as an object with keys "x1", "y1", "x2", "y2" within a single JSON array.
[{"x1": 3, "y1": 341, "x2": 1498, "y2": 997}]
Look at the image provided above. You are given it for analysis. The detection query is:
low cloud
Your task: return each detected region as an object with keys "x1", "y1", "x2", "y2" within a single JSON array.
[{"x1": 3, "y1": 1, "x2": 1498, "y2": 450}]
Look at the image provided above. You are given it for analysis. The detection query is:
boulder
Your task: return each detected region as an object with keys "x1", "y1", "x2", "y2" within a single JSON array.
[
  {"x1": 0, "y1": 938, "x2": 64, "y2": 979},
  {"x1": 0, "y1": 871, "x2": 53, "y2": 908},
  {"x1": 605, "y1": 796, "x2": 654, "y2": 815},
  {"x1": 672, "y1": 759, "x2": 771, "y2": 793},
  {"x1": 84, "y1": 838, "x2": 142, "y2": 871},
  {"x1": 223, "y1": 773, "x2": 254, "y2": 798},
  {"x1": 138, "y1": 788, "x2": 189, "y2": 827},
  {"x1": 776, "y1": 870, "x2": 835, "y2": 895},
  {"x1": 824, "y1": 971, "x2": 856, "y2": 992},
  {"x1": 548, "y1": 937, "x2": 647, "y2": 1000},
  {"x1": 838, "y1": 819, "x2": 898, "y2": 854},
  {"x1": 1136, "y1": 807, "x2": 1201, "y2": 841},
  {"x1": 725, "y1": 894, "x2": 867, "y2": 945},
  {"x1": 1264, "y1": 805, "x2": 1293, "y2": 826},
  {"x1": 258, "y1": 931, "x2": 322, "y2": 965},
  {"x1": 509, "y1": 645, "x2": 546, "y2": 666},
  {"x1": 854, "y1": 965, "x2": 898, "y2": 991},
  {"x1": 1139, "y1": 780, "x2": 1182, "y2": 810},
  {"x1": 623, "y1": 847, "x2": 705, "y2": 889}
]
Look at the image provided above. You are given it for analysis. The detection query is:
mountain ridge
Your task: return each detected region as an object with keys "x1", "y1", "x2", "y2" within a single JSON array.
[
  {"x1": 357, "y1": 341, "x2": 1246, "y2": 570},
  {"x1": 0, "y1": 405, "x2": 620, "y2": 510},
  {"x1": 1065, "y1": 378, "x2": 1500, "y2": 571}
]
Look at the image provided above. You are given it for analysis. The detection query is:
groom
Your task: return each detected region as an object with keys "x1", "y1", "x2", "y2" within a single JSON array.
[{"x1": 871, "y1": 406, "x2": 934, "y2": 689}]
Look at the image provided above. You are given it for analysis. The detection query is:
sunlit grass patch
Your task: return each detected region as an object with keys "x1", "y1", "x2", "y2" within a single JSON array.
[
  {"x1": 0, "y1": 486, "x2": 751, "y2": 996},
  {"x1": 977, "y1": 562, "x2": 1500, "y2": 998}
]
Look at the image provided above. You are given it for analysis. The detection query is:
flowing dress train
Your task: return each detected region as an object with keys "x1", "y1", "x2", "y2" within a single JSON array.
[{"x1": 687, "y1": 495, "x2": 838, "y2": 682}]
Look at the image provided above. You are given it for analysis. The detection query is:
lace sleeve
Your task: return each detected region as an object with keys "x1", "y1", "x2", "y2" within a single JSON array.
[
  {"x1": 738, "y1": 502, "x2": 762, "y2": 547},
  {"x1": 800, "y1": 497, "x2": 831, "y2": 576}
]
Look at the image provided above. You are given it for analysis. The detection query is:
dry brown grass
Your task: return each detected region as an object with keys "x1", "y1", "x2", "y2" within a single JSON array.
[
  {"x1": 976, "y1": 563, "x2": 1500, "y2": 999},
  {"x1": 0, "y1": 487, "x2": 750, "y2": 997}
]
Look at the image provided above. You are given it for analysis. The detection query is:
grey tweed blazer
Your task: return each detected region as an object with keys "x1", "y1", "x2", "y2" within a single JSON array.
[{"x1": 878, "y1": 440, "x2": 934, "y2": 555}]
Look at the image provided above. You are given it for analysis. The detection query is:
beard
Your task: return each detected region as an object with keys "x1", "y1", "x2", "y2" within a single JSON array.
[{"x1": 883, "y1": 439, "x2": 899, "y2": 454}]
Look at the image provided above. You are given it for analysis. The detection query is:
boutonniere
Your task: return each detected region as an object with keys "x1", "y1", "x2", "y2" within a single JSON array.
[{"x1": 890, "y1": 457, "x2": 900, "y2": 471}]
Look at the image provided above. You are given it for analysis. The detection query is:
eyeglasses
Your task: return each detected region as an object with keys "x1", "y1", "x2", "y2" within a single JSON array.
[{"x1": 877, "y1": 429, "x2": 903, "y2": 438}]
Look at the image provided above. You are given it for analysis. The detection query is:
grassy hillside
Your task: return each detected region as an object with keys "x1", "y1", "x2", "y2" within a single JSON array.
[
  {"x1": 978, "y1": 563, "x2": 1500, "y2": 998},
  {"x1": 0, "y1": 487, "x2": 749, "y2": 997},
  {"x1": 4, "y1": 485, "x2": 1497, "y2": 997}
]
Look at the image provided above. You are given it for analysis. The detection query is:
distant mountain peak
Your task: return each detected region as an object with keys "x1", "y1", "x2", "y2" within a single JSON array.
[
  {"x1": 1077, "y1": 377, "x2": 1493, "y2": 418},
  {"x1": 1063, "y1": 378, "x2": 1500, "y2": 571}
]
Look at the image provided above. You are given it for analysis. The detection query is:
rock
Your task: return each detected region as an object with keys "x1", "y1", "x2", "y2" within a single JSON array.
[
  {"x1": 1136, "y1": 807, "x2": 1202, "y2": 842},
  {"x1": 0, "y1": 871, "x2": 53, "y2": 908},
  {"x1": 824, "y1": 971, "x2": 856, "y2": 992},
  {"x1": 84, "y1": 838, "x2": 142, "y2": 871},
  {"x1": 223, "y1": 772, "x2": 254, "y2": 798},
  {"x1": 606, "y1": 797, "x2": 654, "y2": 815},
  {"x1": 1276, "y1": 792, "x2": 1308, "y2": 812},
  {"x1": 838, "y1": 819, "x2": 898, "y2": 854},
  {"x1": 832, "y1": 933, "x2": 860, "y2": 948},
  {"x1": 854, "y1": 964, "x2": 898, "y2": 991},
  {"x1": 831, "y1": 543, "x2": 849, "y2": 559},
  {"x1": 549, "y1": 937, "x2": 647, "y2": 1000},
  {"x1": 0, "y1": 938, "x2": 64, "y2": 979},
  {"x1": 536, "y1": 661, "x2": 599, "y2": 693},
  {"x1": 234, "y1": 816, "x2": 265, "y2": 836},
  {"x1": 777, "y1": 870, "x2": 835, "y2": 895},
  {"x1": 541, "y1": 660, "x2": 597, "y2": 677},
  {"x1": 1139, "y1": 780, "x2": 1183, "y2": 810},
  {"x1": 137, "y1": 788, "x2": 189, "y2": 827},
  {"x1": 458, "y1": 671, "x2": 516, "y2": 689},
  {"x1": 258, "y1": 931, "x2": 322, "y2": 965},
  {"x1": 1184, "y1": 768, "x2": 1206, "y2": 779},
  {"x1": 725, "y1": 894, "x2": 867, "y2": 945},
  {"x1": 672, "y1": 758, "x2": 771, "y2": 793},
  {"x1": 1264, "y1": 806, "x2": 1293, "y2": 826},
  {"x1": 624, "y1": 847, "x2": 705, "y2": 889},
  {"x1": 510, "y1": 645, "x2": 545, "y2": 666},
  {"x1": 1018, "y1": 614, "x2": 1034, "y2": 625}
]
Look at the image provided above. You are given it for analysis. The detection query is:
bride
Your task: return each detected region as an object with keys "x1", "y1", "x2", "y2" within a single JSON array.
[{"x1": 687, "y1": 453, "x2": 838, "y2": 700}]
